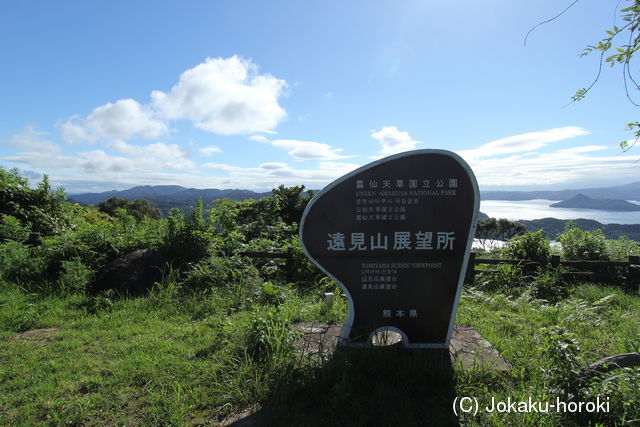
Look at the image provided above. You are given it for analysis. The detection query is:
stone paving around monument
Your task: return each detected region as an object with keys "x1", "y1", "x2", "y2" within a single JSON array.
[{"x1": 292, "y1": 323, "x2": 512, "y2": 371}]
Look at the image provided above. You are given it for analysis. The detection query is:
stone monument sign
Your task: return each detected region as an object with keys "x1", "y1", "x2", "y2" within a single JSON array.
[{"x1": 299, "y1": 149, "x2": 479, "y2": 348}]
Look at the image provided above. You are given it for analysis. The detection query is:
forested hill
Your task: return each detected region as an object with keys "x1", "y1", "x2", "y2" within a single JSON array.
[
  {"x1": 519, "y1": 217, "x2": 640, "y2": 241},
  {"x1": 68, "y1": 185, "x2": 273, "y2": 215},
  {"x1": 481, "y1": 182, "x2": 640, "y2": 201}
]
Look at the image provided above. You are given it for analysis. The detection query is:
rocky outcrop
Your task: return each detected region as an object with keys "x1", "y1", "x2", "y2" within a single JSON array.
[{"x1": 91, "y1": 249, "x2": 165, "y2": 296}]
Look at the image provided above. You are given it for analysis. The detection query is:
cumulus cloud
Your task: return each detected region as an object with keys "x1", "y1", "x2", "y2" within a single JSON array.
[
  {"x1": 370, "y1": 126, "x2": 421, "y2": 155},
  {"x1": 108, "y1": 140, "x2": 195, "y2": 170},
  {"x1": 3, "y1": 129, "x2": 77, "y2": 169},
  {"x1": 199, "y1": 146, "x2": 223, "y2": 156},
  {"x1": 248, "y1": 134, "x2": 268, "y2": 142},
  {"x1": 60, "y1": 99, "x2": 168, "y2": 143},
  {"x1": 77, "y1": 143, "x2": 195, "y2": 173},
  {"x1": 77, "y1": 150, "x2": 135, "y2": 173},
  {"x1": 2, "y1": 128, "x2": 195, "y2": 174},
  {"x1": 270, "y1": 139, "x2": 354, "y2": 160},
  {"x1": 201, "y1": 162, "x2": 241, "y2": 172},
  {"x1": 151, "y1": 56, "x2": 287, "y2": 135}
]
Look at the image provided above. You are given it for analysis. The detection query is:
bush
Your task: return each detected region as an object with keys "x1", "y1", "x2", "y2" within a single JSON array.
[
  {"x1": 0, "y1": 214, "x2": 29, "y2": 242},
  {"x1": 244, "y1": 305, "x2": 294, "y2": 365},
  {"x1": 558, "y1": 222, "x2": 609, "y2": 261},
  {"x1": 477, "y1": 263, "x2": 523, "y2": 292},
  {"x1": 97, "y1": 197, "x2": 161, "y2": 220},
  {"x1": 57, "y1": 259, "x2": 94, "y2": 294},
  {"x1": 530, "y1": 267, "x2": 568, "y2": 302},
  {"x1": 0, "y1": 241, "x2": 47, "y2": 286},
  {"x1": 504, "y1": 230, "x2": 551, "y2": 263},
  {"x1": 162, "y1": 201, "x2": 212, "y2": 266},
  {"x1": 181, "y1": 256, "x2": 239, "y2": 292},
  {"x1": 605, "y1": 235, "x2": 640, "y2": 261},
  {"x1": 0, "y1": 169, "x2": 68, "y2": 235}
]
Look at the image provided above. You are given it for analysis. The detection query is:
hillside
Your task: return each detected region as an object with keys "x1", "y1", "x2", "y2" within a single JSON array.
[
  {"x1": 550, "y1": 194, "x2": 640, "y2": 212},
  {"x1": 68, "y1": 185, "x2": 272, "y2": 215},
  {"x1": 481, "y1": 181, "x2": 640, "y2": 201},
  {"x1": 518, "y1": 217, "x2": 640, "y2": 241}
]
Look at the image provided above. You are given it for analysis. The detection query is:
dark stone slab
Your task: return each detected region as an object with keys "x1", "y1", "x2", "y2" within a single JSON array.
[{"x1": 91, "y1": 249, "x2": 165, "y2": 295}]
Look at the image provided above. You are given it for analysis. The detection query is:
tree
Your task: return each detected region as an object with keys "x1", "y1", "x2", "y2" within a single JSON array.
[
  {"x1": 0, "y1": 167, "x2": 68, "y2": 235},
  {"x1": 270, "y1": 185, "x2": 314, "y2": 225},
  {"x1": 97, "y1": 197, "x2": 161, "y2": 220},
  {"x1": 476, "y1": 218, "x2": 498, "y2": 250},
  {"x1": 528, "y1": 0, "x2": 640, "y2": 150}
]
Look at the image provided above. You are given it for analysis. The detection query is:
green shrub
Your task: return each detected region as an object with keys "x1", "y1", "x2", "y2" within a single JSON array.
[
  {"x1": 558, "y1": 222, "x2": 608, "y2": 260},
  {"x1": 0, "y1": 214, "x2": 29, "y2": 241},
  {"x1": 0, "y1": 241, "x2": 46, "y2": 285},
  {"x1": 245, "y1": 305, "x2": 294, "y2": 365},
  {"x1": 477, "y1": 263, "x2": 523, "y2": 292},
  {"x1": 57, "y1": 259, "x2": 94, "y2": 294},
  {"x1": 0, "y1": 287, "x2": 44, "y2": 332},
  {"x1": 530, "y1": 267, "x2": 568, "y2": 302},
  {"x1": 260, "y1": 281, "x2": 286, "y2": 305},
  {"x1": 585, "y1": 367, "x2": 640, "y2": 425},
  {"x1": 163, "y1": 201, "x2": 212, "y2": 266},
  {"x1": 0, "y1": 169, "x2": 68, "y2": 235},
  {"x1": 504, "y1": 230, "x2": 551, "y2": 263},
  {"x1": 605, "y1": 235, "x2": 640, "y2": 261},
  {"x1": 540, "y1": 326, "x2": 582, "y2": 402},
  {"x1": 181, "y1": 256, "x2": 237, "y2": 292},
  {"x1": 97, "y1": 197, "x2": 162, "y2": 220}
]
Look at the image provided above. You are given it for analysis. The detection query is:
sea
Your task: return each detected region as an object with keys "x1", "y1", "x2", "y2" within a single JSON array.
[{"x1": 480, "y1": 199, "x2": 640, "y2": 225}]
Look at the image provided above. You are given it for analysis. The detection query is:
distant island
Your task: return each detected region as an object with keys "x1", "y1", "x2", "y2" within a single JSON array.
[
  {"x1": 481, "y1": 181, "x2": 640, "y2": 201},
  {"x1": 550, "y1": 194, "x2": 640, "y2": 212}
]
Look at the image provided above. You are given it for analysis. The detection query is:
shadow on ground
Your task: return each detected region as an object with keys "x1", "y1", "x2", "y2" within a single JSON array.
[{"x1": 236, "y1": 347, "x2": 458, "y2": 427}]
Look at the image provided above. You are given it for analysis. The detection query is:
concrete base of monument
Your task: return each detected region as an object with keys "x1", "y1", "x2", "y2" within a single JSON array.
[
  {"x1": 449, "y1": 324, "x2": 512, "y2": 371},
  {"x1": 292, "y1": 323, "x2": 512, "y2": 371}
]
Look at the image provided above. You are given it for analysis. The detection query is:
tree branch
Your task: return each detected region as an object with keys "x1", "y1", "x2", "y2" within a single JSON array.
[{"x1": 524, "y1": 0, "x2": 581, "y2": 47}]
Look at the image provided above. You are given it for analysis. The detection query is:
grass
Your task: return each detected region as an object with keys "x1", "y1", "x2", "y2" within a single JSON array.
[{"x1": 0, "y1": 278, "x2": 638, "y2": 425}]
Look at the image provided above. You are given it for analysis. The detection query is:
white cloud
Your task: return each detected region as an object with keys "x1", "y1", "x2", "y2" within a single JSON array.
[
  {"x1": 260, "y1": 162, "x2": 289, "y2": 170},
  {"x1": 151, "y1": 56, "x2": 287, "y2": 135},
  {"x1": 248, "y1": 134, "x2": 268, "y2": 142},
  {"x1": 201, "y1": 162, "x2": 241, "y2": 172},
  {"x1": 60, "y1": 99, "x2": 168, "y2": 143},
  {"x1": 6, "y1": 128, "x2": 63, "y2": 154},
  {"x1": 108, "y1": 140, "x2": 195, "y2": 170},
  {"x1": 199, "y1": 146, "x2": 223, "y2": 156},
  {"x1": 200, "y1": 160, "x2": 362, "y2": 189},
  {"x1": 460, "y1": 127, "x2": 590, "y2": 159},
  {"x1": 2, "y1": 128, "x2": 195, "y2": 174},
  {"x1": 370, "y1": 126, "x2": 421, "y2": 155},
  {"x1": 3, "y1": 129, "x2": 77, "y2": 169},
  {"x1": 270, "y1": 139, "x2": 354, "y2": 160},
  {"x1": 456, "y1": 127, "x2": 639, "y2": 188},
  {"x1": 77, "y1": 150, "x2": 135, "y2": 173},
  {"x1": 557, "y1": 145, "x2": 608, "y2": 154},
  {"x1": 468, "y1": 151, "x2": 640, "y2": 187}
]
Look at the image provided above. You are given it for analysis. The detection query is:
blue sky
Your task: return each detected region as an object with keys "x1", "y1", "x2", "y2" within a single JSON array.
[{"x1": 1, "y1": 0, "x2": 640, "y2": 193}]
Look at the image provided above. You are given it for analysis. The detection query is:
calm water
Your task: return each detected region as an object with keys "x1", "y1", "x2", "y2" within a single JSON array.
[{"x1": 480, "y1": 199, "x2": 640, "y2": 225}]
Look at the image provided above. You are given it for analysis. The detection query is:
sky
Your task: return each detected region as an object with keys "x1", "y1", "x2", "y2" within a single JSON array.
[{"x1": 2, "y1": 0, "x2": 640, "y2": 193}]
